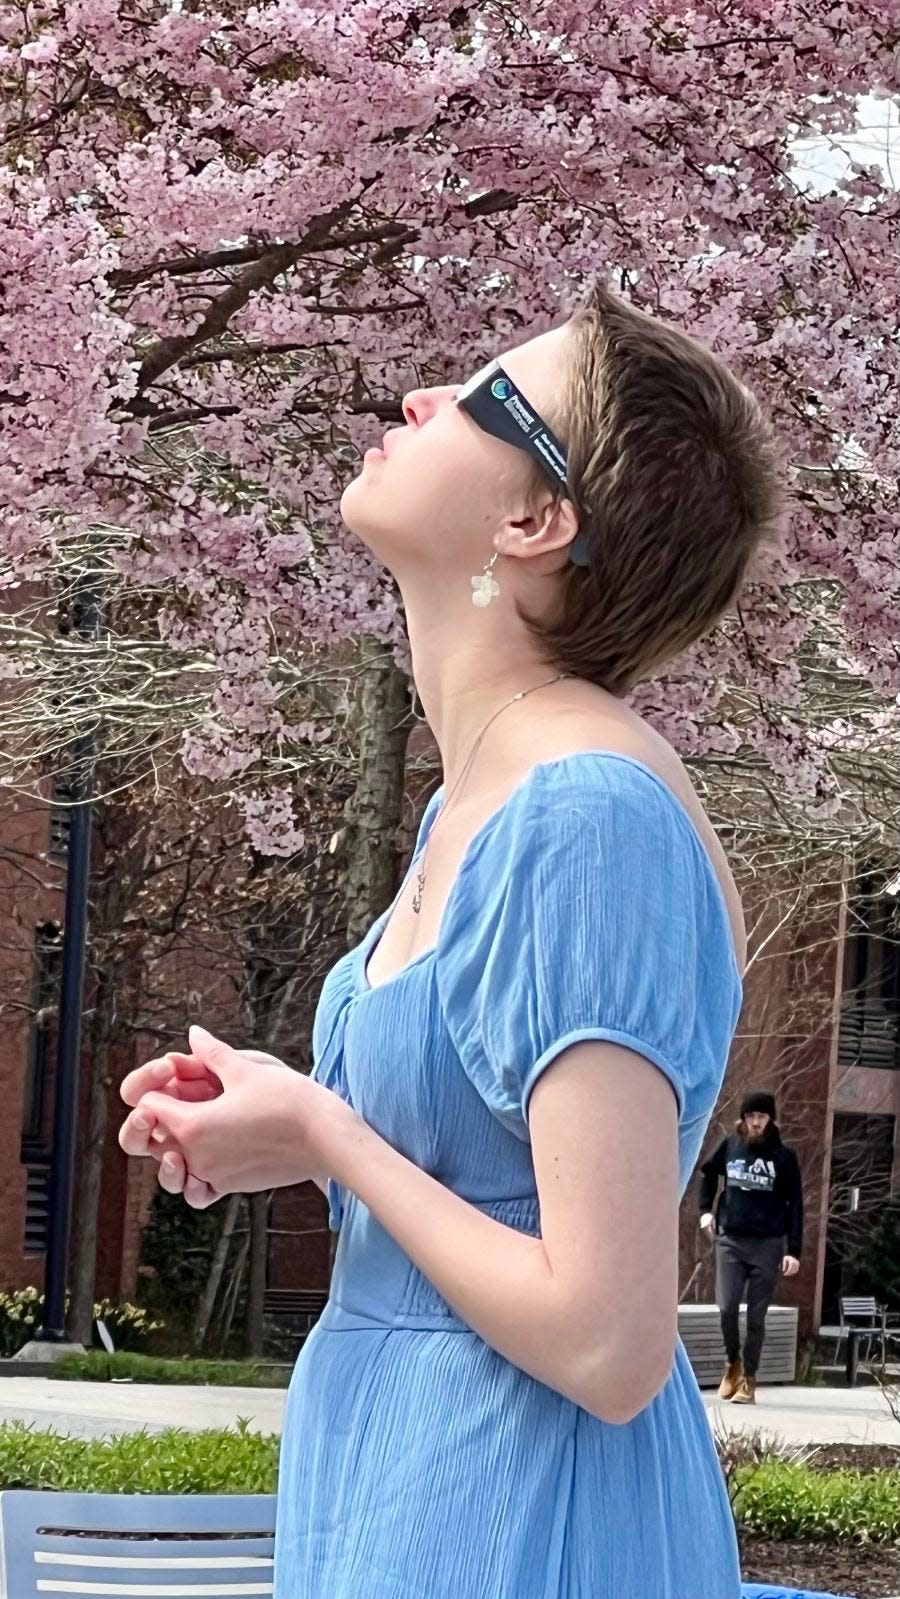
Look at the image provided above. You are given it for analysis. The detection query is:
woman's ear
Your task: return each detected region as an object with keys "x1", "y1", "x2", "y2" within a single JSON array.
[{"x1": 494, "y1": 496, "x2": 581, "y2": 567}]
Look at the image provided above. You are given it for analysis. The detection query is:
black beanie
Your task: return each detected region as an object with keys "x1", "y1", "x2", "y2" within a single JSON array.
[{"x1": 741, "y1": 1091, "x2": 777, "y2": 1120}]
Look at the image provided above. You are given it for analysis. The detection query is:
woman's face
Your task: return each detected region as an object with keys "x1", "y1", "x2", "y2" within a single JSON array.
[{"x1": 339, "y1": 322, "x2": 574, "y2": 584}]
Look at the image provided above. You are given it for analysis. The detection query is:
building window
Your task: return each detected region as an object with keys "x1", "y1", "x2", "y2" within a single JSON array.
[
  {"x1": 822, "y1": 1110, "x2": 897, "y2": 1319},
  {"x1": 838, "y1": 874, "x2": 900, "y2": 1071},
  {"x1": 21, "y1": 922, "x2": 62, "y2": 1256},
  {"x1": 23, "y1": 1162, "x2": 51, "y2": 1257},
  {"x1": 21, "y1": 921, "x2": 63, "y2": 1153}
]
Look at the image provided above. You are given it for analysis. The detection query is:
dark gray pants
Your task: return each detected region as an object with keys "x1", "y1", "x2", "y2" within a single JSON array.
[{"x1": 715, "y1": 1234, "x2": 783, "y2": 1378}]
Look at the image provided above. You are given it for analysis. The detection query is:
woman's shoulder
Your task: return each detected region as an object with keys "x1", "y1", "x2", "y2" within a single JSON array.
[
  {"x1": 494, "y1": 750, "x2": 691, "y2": 847},
  {"x1": 501, "y1": 748, "x2": 714, "y2": 871},
  {"x1": 493, "y1": 735, "x2": 747, "y2": 975},
  {"x1": 435, "y1": 736, "x2": 745, "y2": 1120},
  {"x1": 495, "y1": 730, "x2": 699, "y2": 839},
  {"x1": 511, "y1": 703, "x2": 701, "y2": 813}
]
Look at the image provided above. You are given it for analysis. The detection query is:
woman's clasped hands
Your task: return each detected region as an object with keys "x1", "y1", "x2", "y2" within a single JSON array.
[{"x1": 118, "y1": 1026, "x2": 346, "y2": 1209}]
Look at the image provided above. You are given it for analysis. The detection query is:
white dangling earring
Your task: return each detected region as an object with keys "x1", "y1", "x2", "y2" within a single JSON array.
[{"x1": 471, "y1": 551, "x2": 500, "y2": 608}]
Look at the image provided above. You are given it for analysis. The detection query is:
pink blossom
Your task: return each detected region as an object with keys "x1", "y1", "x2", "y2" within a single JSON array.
[{"x1": 0, "y1": 0, "x2": 898, "y2": 844}]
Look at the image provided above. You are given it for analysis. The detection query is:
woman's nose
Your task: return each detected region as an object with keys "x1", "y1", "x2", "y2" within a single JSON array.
[{"x1": 401, "y1": 385, "x2": 459, "y2": 427}]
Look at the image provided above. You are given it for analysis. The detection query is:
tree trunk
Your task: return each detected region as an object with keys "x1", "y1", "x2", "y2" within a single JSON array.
[
  {"x1": 245, "y1": 1191, "x2": 269, "y2": 1358},
  {"x1": 68, "y1": 779, "x2": 152, "y2": 1342},
  {"x1": 342, "y1": 638, "x2": 413, "y2": 946},
  {"x1": 218, "y1": 1230, "x2": 249, "y2": 1354},
  {"x1": 191, "y1": 1192, "x2": 241, "y2": 1352},
  {"x1": 68, "y1": 986, "x2": 113, "y2": 1345},
  {"x1": 69, "y1": 1036, "x2": 110, "y2": 1336}
]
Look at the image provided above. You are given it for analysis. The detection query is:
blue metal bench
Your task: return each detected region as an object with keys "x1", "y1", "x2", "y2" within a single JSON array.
[
  {"x1": 0, "y1": 1491, "x2": 275, "y2": 1596},
  {"x1": 0, "y1": 1488, "x2": 854, "y2": 1599}
]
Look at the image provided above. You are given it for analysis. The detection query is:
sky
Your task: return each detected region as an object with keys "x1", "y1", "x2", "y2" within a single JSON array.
[{"x1": 792, "y1": 92, "x2": 898, "y2": 192}]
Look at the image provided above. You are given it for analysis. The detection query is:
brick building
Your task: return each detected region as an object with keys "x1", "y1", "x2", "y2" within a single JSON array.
[
  {"x1": 680, "y1": 864, "x2": 900, "y2": 1338},
  {"x1": 0, "y1": 783, "x2": 332, "y2": 1315}
]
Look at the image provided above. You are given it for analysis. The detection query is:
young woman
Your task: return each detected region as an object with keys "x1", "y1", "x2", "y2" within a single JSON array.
[{"x1": 120, "y1": 282, "x2": 781, "y2": 1598}]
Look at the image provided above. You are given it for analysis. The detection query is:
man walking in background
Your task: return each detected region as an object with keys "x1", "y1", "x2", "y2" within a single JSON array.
[{"x1": 699, "y1": 1091, "x2": 803, "y2": 1405}]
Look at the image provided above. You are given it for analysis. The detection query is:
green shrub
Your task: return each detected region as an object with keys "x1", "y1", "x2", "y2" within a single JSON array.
[
  {"x1": 0, "y1": 1290, "x2": 162, "y2": 1357},
  {"x1": 0, "y1": 1422, "x2": 278, "y2": 1494},
  {"x1": 733, "y1": 1459, "x2": 900, "y2": 1542},
  {"x1": 714, "y1": 1423, "x2": 815, "y2": 1499},
  {"x1": 1, "y1": 1424, "x2": 896, "y2": 1536},
  {"x1": 52, "y1": 1351, "x2": 290, "y2": 1388}
]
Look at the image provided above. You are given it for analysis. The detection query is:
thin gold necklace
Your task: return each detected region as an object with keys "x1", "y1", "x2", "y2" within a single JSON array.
[{"x1": 411, "y1": 671, "x2": 567, "y2": 915}]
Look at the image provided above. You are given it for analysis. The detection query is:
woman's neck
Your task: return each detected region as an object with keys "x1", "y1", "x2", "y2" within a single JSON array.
[{"x1": 403, "y1": 583, "x2": 560, "y2": 788}]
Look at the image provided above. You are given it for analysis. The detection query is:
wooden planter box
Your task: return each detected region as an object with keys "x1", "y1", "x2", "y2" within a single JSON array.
[{"x1": 678, "y1": 1303, "x2": 798, "y2": 1387}]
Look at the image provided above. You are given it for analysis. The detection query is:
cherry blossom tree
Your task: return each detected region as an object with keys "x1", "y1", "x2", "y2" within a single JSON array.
[{"x1": 0, "y1": 0, "x2": 899, "y2": 854}]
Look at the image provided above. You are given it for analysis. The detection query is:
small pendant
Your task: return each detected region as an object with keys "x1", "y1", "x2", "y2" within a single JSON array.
[
  {"x1": 471, "y1": 572, "x2": 500, "y2": 607},
  {"x1": 412, "y1": 867, "x2": 425, "y2": 915}
]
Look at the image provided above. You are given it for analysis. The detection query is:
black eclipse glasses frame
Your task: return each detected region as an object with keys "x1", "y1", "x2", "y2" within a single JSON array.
[{"x1": 455, "y1": 359, "x2": 589, "y2": 567}]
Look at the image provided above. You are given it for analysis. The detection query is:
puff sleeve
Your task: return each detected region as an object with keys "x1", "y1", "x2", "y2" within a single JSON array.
[{"x1": 435, "y1": 755, "x2": 742, "y2": 1147}]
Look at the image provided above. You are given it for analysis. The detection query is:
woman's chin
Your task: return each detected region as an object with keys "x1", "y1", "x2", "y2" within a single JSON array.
[
  {"x1": 338, "y1": 475, "x2": 367, "y2": 528},
  {"x1": 338, "y1": 484, "x2": 391, "y2": 563}
]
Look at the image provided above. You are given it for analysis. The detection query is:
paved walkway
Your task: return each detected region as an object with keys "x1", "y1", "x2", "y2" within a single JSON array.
[
  {"x1": 703, "y1": 1382, "x2": 899, "y2": 1447},
  {"x1": 0, "y1": 1377, "x2": 896, "y2": 1446},
  {"x1": 0, "y1": 1378, "x2": 287, "y2": 1439}
]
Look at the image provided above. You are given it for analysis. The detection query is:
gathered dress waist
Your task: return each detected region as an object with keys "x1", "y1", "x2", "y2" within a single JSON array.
[{"x1": 320, "y1": 1192, "x2": 540, "y2": 1333}]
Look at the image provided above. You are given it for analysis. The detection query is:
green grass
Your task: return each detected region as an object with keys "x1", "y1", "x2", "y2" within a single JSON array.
[
  {"x1": 51, "y1": 1351, "x2": 291, "y2": 1387},
  {"x1": 734, "y1": 1459, "x2": 900, "y2": 1542},
  {"x1": 0, "y1": 1421, "x2": 278, "y2": 1494}
]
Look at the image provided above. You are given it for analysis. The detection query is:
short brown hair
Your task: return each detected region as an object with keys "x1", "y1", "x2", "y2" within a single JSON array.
[{"x1": 528, "y1": 283, "x2": 783, "y2": 694}]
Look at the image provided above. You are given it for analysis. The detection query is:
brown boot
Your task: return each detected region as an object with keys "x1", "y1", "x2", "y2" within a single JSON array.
[
  {"x1": 717, "y1": 1360, "x2": 743, "y2": 1401},
  {"x1": 732, "y1": 1374, "x2": 757, "y2": 1405}
]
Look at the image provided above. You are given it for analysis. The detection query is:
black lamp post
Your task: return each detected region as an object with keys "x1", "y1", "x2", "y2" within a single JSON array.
[{"x1": 35, "y1": 580, "x2": 100, "y2": 1345}]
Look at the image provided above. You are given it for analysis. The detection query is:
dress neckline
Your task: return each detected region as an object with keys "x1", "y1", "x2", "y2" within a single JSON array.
[{"x1": 359, "y1": 751, "x2": 745, "y2": 996}]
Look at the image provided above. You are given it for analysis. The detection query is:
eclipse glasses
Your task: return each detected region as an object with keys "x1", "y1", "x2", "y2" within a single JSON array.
[{"x1": 456, "y1": 360, "x2": 589, "y2": 567}]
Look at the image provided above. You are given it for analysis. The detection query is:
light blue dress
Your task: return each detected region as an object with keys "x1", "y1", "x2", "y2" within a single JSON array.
[{"x1": 274, "y1": 753, "x2": 744, "y2": 1598}]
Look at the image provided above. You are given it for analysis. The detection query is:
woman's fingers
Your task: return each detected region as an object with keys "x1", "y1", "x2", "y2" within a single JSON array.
[
  {"x1": 169, "y1": 1053, "x2": 223, "y2": 1099},
  {"x1": 120, "y1": 1059, "x2": 175, "y2": 1107},
  {"x1": 122, "y1": 1045, "x2": 267, "y2": 1111},
  {"x1": 184, "y1": 1171, "x2": 219, "y2": 1210},
  {"x1": 119, "y1": 1110, "x2": 178, "y2": 1160},
  {"x1": 162, "y1": 1076, "x2": 220, "y2": 1104},
  {"x1": 120, "y1": 1088, "x2": 191, "y2": 1158},
  {"x1": 122, "y1": 1055, "x2": 220, "y2": 1112},
  {"x1": 146, "y1": 1052, "x2": 222, "y2": 1101},
  {"x1": 158, "y1": 1152, "x2": 216, "y2": 1210},
  {"x1": 168, "y1": 1052, "x2": 215, "y2": 1078},
  {"x1": 158, "y1": 1150, "x2": 187, "y2": 1194},
  {"x1": 121, "y1": 1106, "x2": 200, "y2": 1208},
  {"x1": 119, "y1": 1106, "x2": 162, "y2": 1157}
]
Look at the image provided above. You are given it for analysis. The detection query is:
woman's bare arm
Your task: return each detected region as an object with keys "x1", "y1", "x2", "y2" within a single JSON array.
[{"x1": 320, "y1": 1040, "x2": 679, "y2": 1424}]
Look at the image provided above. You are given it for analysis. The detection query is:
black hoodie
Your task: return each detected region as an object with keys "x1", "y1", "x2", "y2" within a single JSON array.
[{"x1": 699, "y1": 1127, "x2": 803, "y2": 1258}]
